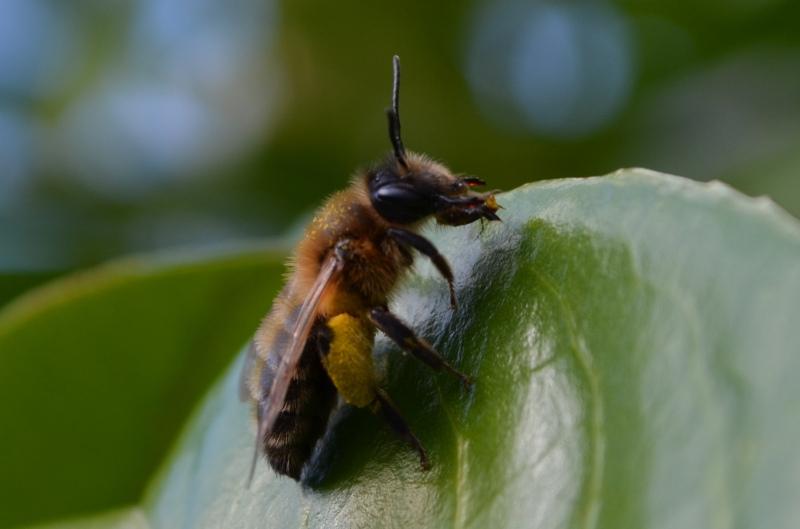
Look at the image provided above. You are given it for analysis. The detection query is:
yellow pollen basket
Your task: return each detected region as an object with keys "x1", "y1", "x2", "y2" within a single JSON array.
[{"x1": 323, "y1": 313, "x2": 376, "y2": 408}]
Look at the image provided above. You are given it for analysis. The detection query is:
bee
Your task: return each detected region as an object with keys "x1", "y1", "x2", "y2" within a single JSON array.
[{"x1": 241, "y1": 56, "x2": 500, "y2": 481}]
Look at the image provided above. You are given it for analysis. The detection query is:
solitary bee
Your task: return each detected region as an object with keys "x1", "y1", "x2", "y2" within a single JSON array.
[{"x1": 242, "y1": 56, "x2": 500, "y2": 481}]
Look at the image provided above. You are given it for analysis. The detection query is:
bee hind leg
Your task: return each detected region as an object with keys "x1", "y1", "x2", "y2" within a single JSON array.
[
  {"x1": 318, "y1": 314, "x2": 431, "y2": 470},
  {"x1": 369, "y1": 306, "x2": 472, "y2": 389},
  {"x1": 371, "y1": 387, "x2": 430, "y2": 470}
]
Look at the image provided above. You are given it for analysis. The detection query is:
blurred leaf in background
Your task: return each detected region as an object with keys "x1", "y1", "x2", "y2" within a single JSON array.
[
  {"x1": 0, "y1": 271, "x2": 62, "y2": 309},
  {"x1": 0, "y1": 248, "x2": 285, "y2": 528}
]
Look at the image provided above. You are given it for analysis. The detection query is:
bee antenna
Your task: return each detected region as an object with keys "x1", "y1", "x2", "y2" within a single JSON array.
[{"x1": 387, "y1": 55, "x2": 408, "y2": 169}]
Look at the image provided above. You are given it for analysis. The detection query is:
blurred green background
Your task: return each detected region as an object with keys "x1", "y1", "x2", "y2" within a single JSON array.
[{"x1": 2, "y1": 0, "x2": 800, "y2": 288}]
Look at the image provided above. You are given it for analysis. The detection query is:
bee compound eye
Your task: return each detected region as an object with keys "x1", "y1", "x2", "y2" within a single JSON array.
[{"x1": 371, "y1": 183, "x2": 436, "y2": 224}]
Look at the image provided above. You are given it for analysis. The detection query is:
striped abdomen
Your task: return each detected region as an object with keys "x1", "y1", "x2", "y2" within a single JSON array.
[
  {"x1": 246, "y1": 278, "x2": 338, "y2": 480},
  {"x1": 261, "y1": 321, "x2": 337, "y2": 479}
]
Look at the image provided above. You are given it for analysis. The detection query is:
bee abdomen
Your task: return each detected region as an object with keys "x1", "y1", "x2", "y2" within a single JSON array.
[
  {"x1": 263, "y1": 333, "x2": 337, "y2": 480},
  {"x1": 265, "y1": 409, "x2": 326, "y2": 479}
]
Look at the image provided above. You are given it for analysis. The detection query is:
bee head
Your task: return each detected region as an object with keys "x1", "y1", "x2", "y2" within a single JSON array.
[{"x1": 367, "y1": 56, "x2": 500, "y2": 226}]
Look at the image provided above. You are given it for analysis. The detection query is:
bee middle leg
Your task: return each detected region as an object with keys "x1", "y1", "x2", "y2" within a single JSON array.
[{"x1": 369, "y1": 306, "x2": 472, "y2": 388}]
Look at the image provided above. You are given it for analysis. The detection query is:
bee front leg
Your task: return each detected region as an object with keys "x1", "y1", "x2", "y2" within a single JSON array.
[
  {"x1": 370, "y1": 387, "x2": 430, "y2": 471},
  {"x1": 369, "y1": 306, "x2": 472, "y2": 389},
  {"x1": 386, "y1": 227, "x2": 457, "y2": 309}
]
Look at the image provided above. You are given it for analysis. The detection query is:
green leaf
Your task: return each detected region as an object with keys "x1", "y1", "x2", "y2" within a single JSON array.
[
  {"x1": 10, "y1": 169, "x2": 800, "y2": 529},
  {"x1": 0, "y1": 248, "x2": 286, "y2": 529},
  {"x1": 0, "y1": 270, "x2": 64, "y2": 310}
]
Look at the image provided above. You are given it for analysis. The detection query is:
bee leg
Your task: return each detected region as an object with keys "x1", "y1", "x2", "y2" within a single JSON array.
[
  {"x1": 317, "y1": 313, "x2": 378, "y2": 408},
  {"x1": 371, "y1": 387, "x2": 430, "y2": 470},
  {"x1": 369, "y1": 306, "x2": 472, "y2": 389},
  {"x1": 386, "y1": 227, "x2": 457, "y2": 309}
]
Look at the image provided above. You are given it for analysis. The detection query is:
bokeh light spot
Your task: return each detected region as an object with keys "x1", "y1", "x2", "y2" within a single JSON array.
[{"x1": 466, "y1": 1, "x2": 633, "y2": 138}]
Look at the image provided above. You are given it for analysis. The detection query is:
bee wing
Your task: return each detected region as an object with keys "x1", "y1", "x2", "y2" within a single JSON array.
[
  {"x1": 247, "y1": 252, "x2": 341, "y2": 484},
  {"x1": 238, "y1": 340, "x2": 258, "y2": 402}
]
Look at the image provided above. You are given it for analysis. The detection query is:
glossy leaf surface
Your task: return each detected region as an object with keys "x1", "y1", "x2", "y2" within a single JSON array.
[{"x1": 13, "y1": 170, "x2": 800, "y2": 529}]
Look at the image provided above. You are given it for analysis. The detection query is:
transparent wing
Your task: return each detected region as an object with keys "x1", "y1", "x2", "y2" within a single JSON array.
[
  {"x1": 247, "y1": 253, "x2": 341, "y2": 484},
  {"x1": 238, "y1": 340, "x2": 258, "y2": 402}
]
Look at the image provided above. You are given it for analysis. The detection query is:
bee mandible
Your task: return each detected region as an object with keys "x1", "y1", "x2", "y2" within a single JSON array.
[{"x1": 242, "y1": 56, "x2": 500, "y2": 481}]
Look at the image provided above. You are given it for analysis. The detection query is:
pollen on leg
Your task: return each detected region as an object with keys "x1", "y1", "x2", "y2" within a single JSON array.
[{"x1": 322, "y1": 314, "x2": 377, "y2": 408}]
